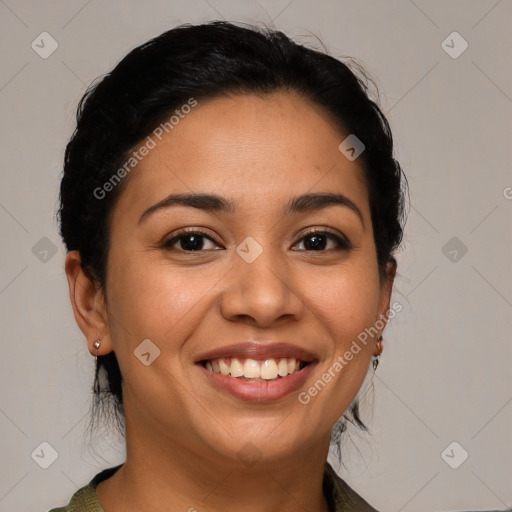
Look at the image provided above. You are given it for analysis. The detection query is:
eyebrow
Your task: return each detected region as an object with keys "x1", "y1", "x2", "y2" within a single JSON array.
[{"x1": 138, "y1": 192, "x2": 365, "y2": 229}]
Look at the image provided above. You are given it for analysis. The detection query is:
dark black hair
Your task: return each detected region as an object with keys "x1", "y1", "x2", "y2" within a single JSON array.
[{"x1": 58, "y1": 20, "x2": 408, "y2": 457}]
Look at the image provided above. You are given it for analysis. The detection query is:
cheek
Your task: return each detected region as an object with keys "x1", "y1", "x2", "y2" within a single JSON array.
[
  {"x1": 103, "y1": 254, "x2": 217, "y2": 416},
  {"x1": 310, "y1": 264, "x2": 381, "y2": 352},
  {"x1": 105, "y1": 249, "x2": 215, "y2": 355},
  {"x1": 299, "y1": 267, "x2": 380, "y2": 424}
]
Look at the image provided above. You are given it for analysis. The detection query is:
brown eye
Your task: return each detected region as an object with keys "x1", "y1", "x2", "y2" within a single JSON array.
[
  {"x1": 163, "y1": 230, "x2": 221, "y2": 252},
  {"x1": 293, "y1": 230, "x2": 351, "y2": 251}
]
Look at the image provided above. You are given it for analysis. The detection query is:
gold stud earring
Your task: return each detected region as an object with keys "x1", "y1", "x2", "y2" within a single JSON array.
[{"x1": 93, "y1": 339, "x2": 101, "y2": 359}]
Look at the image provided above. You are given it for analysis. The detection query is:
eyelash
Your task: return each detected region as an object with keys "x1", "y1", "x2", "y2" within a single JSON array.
[{"x1": 162, "y1": 228, "x2": 351, "y2": 253}]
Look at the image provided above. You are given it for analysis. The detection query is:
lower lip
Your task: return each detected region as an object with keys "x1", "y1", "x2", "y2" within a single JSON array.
[{"x1": 197, "y1": 363, "x2": 316, "y2": 402}]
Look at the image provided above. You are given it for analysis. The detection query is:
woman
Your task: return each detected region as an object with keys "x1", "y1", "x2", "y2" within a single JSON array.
[{"x1": 51, "y1": 20, "x2": 407, "y2": 511}]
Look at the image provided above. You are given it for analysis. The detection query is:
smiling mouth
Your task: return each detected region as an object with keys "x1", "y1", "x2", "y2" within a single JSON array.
[{"x1": 200, "y1": 357, "x2": 310, "y2": 381}]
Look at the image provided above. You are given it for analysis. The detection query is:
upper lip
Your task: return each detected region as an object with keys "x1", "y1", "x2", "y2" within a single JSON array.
[{"x1": 195, "y1": 341, "x2": 317, "y2": 363}]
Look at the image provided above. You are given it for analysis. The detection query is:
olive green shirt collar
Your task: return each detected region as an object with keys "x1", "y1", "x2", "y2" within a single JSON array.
[{"x1": 49, "y1": 462, "x2": 379, "y2": 512}]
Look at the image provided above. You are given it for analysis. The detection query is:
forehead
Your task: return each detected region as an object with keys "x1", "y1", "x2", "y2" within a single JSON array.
[{"x1": 114, "y1": 92, "x2": 369, "y2": 220}]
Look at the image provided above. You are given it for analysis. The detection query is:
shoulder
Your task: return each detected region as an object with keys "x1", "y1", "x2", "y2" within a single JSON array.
[
  {"x1": 323, "y1": 463, "x2": 512, "y2": 512},
  {"x1": 324, "y1": 462, "x2": 380, "y2": 512},
  {"x1": 48, "y1": 464, "x2": 123, "y2": 512},
  {"x1": 47, "y1": 483, "x2": 101, "y2": 512}
]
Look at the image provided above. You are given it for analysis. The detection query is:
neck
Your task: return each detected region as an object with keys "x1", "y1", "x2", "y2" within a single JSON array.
[{"x1": 96, "y1": 416, "x2": 332, "y2": 512}]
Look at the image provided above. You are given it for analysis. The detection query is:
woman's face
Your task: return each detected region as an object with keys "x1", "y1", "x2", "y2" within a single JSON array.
[{"x1": 94, "y1": 92, "x2": 395, "y2": 464}]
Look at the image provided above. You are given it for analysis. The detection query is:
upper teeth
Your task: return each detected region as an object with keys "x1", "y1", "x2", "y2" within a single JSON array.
[{"x1": 205, "y1": 357, "x2": 302, "y2": 380}]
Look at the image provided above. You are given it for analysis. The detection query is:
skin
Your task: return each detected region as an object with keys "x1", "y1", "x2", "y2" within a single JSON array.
[{"x1": 65, "y1": 91, "x2": 396, "y2": 512}]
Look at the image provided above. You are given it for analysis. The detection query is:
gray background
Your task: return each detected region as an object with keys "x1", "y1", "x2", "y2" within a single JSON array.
[{"x1": 0, "y1": 1, "x2": 511, "y2": 511}]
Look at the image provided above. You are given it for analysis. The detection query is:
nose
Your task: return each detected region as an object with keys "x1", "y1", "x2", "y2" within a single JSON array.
[{"x1": 219, "y1": 247, "x2": 305, "y2": 328}]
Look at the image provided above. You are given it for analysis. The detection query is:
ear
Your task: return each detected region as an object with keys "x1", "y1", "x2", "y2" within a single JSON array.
[
  {"x1": 64, "y1": 250, "x2": 113, "y2": 356},
  {"x1": 375, "y1": 258, "x2": 397, "y2": 350}
]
